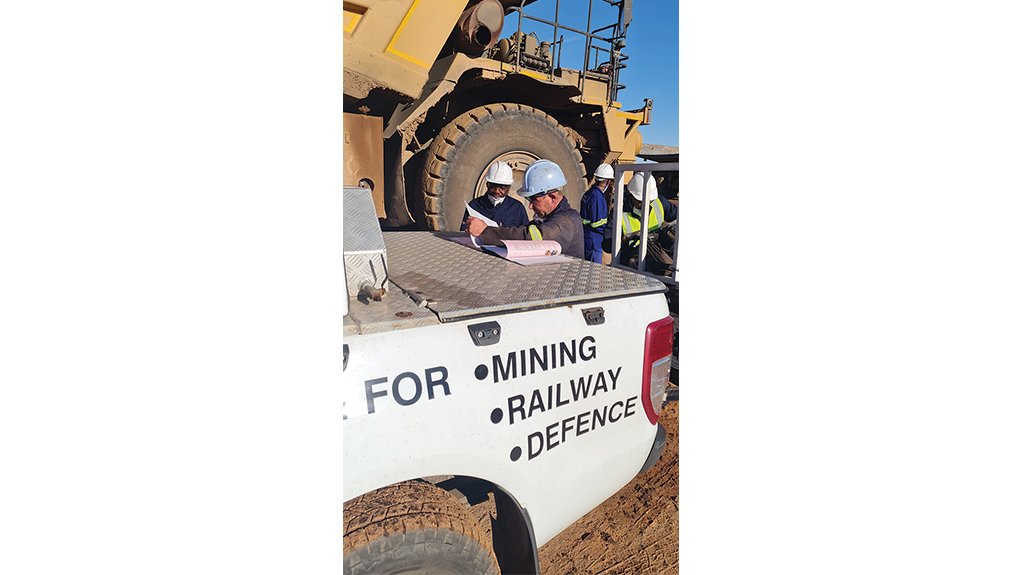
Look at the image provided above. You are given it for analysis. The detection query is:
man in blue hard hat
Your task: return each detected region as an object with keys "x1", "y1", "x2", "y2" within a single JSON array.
[{"x1": 465, "y1": 159, "x2": 584, "y2": 259}]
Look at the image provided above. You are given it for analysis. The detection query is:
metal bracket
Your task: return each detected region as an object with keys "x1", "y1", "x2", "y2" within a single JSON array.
[
  {"x1": 468, "y1": 321, "x2": 501, "y2": 346},
  {"x1": 665, "y1": 386, "x2": 678, "y2": 402}
]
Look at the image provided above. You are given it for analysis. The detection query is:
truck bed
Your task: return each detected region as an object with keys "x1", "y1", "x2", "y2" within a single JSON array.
[{"x1": 344, "y1": 231, "x2": 666, "y2": 335}]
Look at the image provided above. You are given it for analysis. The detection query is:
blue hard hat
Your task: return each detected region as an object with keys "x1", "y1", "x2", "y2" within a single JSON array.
[{"x1": 520, "y1": 159, "x2": 567, "y2": 198}]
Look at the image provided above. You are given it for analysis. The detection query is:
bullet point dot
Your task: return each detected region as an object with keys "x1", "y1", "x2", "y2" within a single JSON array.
[
  {"x1": 474, "y1": 364, "x2": 488, "y2": 380},
  {"x1": 490, "y1": 408, "x2": 503, "y2": 424},
  {"x1": 510, "y1": 446, "x2": 522, "y2": 462}
]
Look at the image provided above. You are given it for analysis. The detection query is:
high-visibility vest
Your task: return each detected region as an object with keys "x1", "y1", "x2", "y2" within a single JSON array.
[{"x1": 621, "y1": 198, "x2": 666, "y2": 236}]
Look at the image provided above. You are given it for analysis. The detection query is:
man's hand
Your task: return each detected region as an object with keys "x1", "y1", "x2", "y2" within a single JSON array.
[{"x1": 466, "y1": 217, "x2": 488, "y2": 237}]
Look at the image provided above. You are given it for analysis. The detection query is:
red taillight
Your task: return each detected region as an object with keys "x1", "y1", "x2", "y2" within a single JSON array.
[{"x1": 641, "y1": 316, "x2": 675, "y2": 425}]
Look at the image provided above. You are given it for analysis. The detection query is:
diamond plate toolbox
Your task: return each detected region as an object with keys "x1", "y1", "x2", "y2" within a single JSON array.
[
  {"x1": 384, "y1": 232, "x2": 666, "y2": 322},
  {"x1": 343, "y1": 187, "x2": 387, "y2": 297}
]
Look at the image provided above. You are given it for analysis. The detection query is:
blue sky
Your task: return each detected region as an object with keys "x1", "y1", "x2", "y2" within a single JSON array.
[
  {"x1": 514, "y1": 0, "x2": 679, "y2": 146},
  {"x1": 623, "y1": 1, "x2": 679, "y2": 146}
]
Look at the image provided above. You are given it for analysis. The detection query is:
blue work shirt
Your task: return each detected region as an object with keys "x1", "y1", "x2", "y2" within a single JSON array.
[
  {"x1": 580, "y1": 184, "x2": 609, "y2": 263},
  {"x1": 461, "y1": 194, "x2": 530, "y2": 230}
]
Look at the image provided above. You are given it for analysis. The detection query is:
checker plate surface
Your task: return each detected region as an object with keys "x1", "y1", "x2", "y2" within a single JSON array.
[
  {"x1": 343, "y1": 187, "x2": 386, "y2": 254},
  {"x1": 384, "y1": 232, "x2": 666, "y2": 322},
  {"x1": 344, "y1": 281, "x2": 440, "y2": 335}
]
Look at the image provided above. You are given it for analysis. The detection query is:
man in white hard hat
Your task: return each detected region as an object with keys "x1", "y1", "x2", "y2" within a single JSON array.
[
  {"x1": 580, "y1": 163, "x2": 614, "y2": 263},
  {"x1": 460, "y1": 161, "x2": 530, "y2": 230},
  {"x1": 466, "y1": 159, "x2": 584, "y2": 259},
  {"x1": 602, "y1": 171, "x2": 678, "y2": 273}
]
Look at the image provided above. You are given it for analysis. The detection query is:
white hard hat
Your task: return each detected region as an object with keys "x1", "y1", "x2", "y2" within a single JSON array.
[
  {"x1": 485, "y1": 161, "x2": 514, "y2": 185},
  {"x1": 594, "y1": 163, "x2": 614, "y2": 180},
  {"x1": 626, "y1": 172, "x2": 658, "y2": 202},
  {"x1": 520, "y1": 159, "x2": 566, "y2": 198}
]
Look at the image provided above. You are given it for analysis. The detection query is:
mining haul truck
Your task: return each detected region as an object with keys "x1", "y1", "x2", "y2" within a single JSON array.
[{"x1": 343, "y1": 0, "x2": 651, "y2": 231}]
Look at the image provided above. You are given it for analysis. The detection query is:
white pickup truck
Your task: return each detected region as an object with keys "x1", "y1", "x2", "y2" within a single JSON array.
[{"x1": 342, "y1": 187, "x2": 673, "y2": 574}]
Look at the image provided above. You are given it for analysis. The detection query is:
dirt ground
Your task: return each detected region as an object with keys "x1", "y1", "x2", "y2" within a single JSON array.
[{"x1": 538, "y1": 401, "x2": 679, "y2": 574}]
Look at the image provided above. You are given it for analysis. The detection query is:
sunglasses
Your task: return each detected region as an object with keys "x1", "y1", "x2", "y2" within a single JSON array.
[{"x1": 528, "y1": 192, "x2": 550, "y2": 204}]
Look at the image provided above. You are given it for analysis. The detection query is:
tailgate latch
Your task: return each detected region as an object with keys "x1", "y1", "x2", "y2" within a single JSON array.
[
  {"x1": 582, "y1": 307, "x2": 605, "y2": 326},
  {"x1": 468, "y1": 321, "x2": 501, "y2": 346}
]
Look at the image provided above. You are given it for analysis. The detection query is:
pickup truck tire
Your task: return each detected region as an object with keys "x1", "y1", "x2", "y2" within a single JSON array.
[
  {"x1": 419, "y1": 103, "x2": 585, "y2": 231},
  {"x1": 343, "y1": 480, "x2": 500, "y2": 575}
]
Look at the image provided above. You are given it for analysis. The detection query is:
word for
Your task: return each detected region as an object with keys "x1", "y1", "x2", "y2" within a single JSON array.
[
  {"x1": 526, "y1": 396, "x2": 639, "y2": 460},
  {"x1": 491, "y1": 336, "x2": 597, "y2": 384},
  {"x1": 363, "y1": 366, "x2": 450, "y2": 415},
  {"x1": 507, "y1": 367, "x2": 621, "y2": 424}
]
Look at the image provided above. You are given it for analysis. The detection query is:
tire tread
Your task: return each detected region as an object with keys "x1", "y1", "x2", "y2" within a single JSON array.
[
  {"x1": 343, "y1": 481, "x2": 499, "y2": 575},
  {"x1": 418, "y1": 103, "x2": 587, "y2": 230}
]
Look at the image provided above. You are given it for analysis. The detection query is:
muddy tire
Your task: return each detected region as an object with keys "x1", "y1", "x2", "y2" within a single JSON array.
[
  {"x1": 418, "y1": 103, "x2": 586, "y2": 231},
  {"x1": 343, "y1": 481, "x2": 500, "y2": 575}
]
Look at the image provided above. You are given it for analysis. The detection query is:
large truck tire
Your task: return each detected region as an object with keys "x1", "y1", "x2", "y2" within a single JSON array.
[
  {"x1": 343, "y1": 480, "x2": 500, "y2": 575},
  {"x1": 419, "y1": 103, "x2": 586, "y2": 231}
]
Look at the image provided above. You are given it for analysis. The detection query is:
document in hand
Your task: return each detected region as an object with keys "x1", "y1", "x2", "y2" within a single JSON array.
[
  {"x1": 483, "y1": 240, "x2": 571, "y2": 265},
  {"x1": 464, "y1": 202, "x2": 498, "y2": 227}
]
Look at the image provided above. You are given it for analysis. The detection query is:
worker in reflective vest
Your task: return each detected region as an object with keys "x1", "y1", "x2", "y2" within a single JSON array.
[
  {"x1": 602, "y1": 172, "x2": 677, "y2": 254},
  {"x1": 581, "y1": 163, "x2": 613, "y2": 263}
]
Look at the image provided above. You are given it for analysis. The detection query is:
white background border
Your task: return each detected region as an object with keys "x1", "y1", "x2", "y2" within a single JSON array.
[{"x1": 2, "y1": 1, "x2": 1021, "y2": 572}]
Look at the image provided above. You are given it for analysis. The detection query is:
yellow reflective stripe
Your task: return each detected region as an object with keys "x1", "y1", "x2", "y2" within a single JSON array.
[
  {"x1": 581, "y1": 218, "x2": 591, "y2": 225},
  {"x1": 650, "y1": 199, "x2": 665, "y2": 231},
  {"x1": 589, "y1": 218, "x2": 608, "y2": 228},
  {"x1": 622, "y1": 201, "x2": 664, "y2": 233},
  {"x1": 527, "y1": 224, "x2": 543, "y2": 241},
  {"x1": 622, "y1": 213, "x2": 640, "y2": 234}
]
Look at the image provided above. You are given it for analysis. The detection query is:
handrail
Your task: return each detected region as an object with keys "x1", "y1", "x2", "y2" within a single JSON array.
[
  {"x1": 610, "y1": 162, "x2": 680, "y2": 280},
  {"x1": 504, "y1": 0, "x2": 627, "y2": 100}
]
